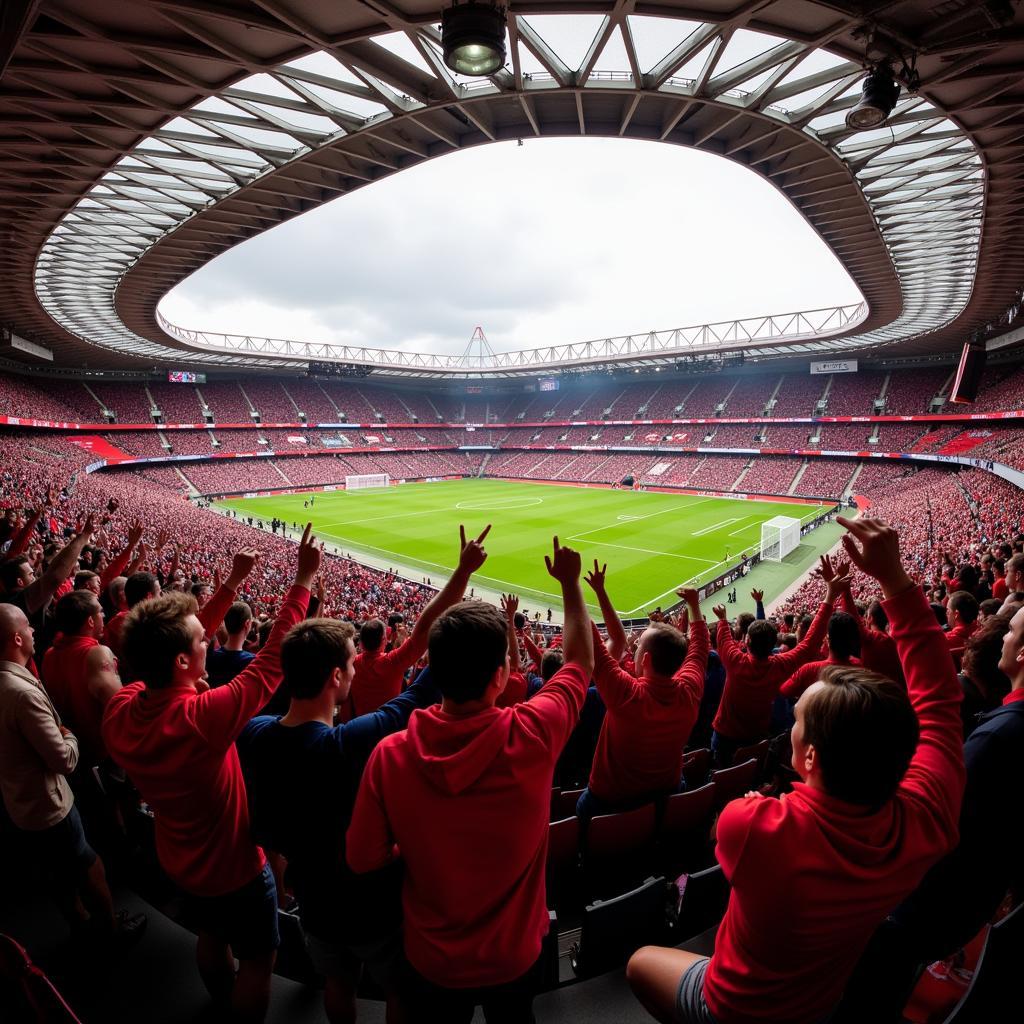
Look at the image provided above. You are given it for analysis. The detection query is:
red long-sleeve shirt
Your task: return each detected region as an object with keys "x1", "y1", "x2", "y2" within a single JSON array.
[
  {"x1": 346, "y1": 661, "x2": 590, "y2": 988},
  {"x1": 349, "y1": 633, "x2": 426, "y2": 717},
  {"x1": 703, "y1": 584, "x2": 965, "y2": 1024},
  {"x1": 713, "y1": 602, "x2": 832, "y2": 741},
  {"x1": 779, "y1": 654, "x2": 862, "y2": 701},
  {"x1": 588, "y1": 619, "x2": 709, "y2": 803},
  {"x1": 837, "y1": 590, "x2": 905, "y2": 686},
  {"x1": 101, "y1": 584, "x2": 309, "y2": 897}
]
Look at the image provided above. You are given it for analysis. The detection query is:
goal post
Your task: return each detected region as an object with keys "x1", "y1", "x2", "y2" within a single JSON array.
[
  {"x1": 760, "y1": 515, "x2": 801, "y2": 563},
  {"x1": 344, "y1": 473, "x2": 390, "y2": 491}
]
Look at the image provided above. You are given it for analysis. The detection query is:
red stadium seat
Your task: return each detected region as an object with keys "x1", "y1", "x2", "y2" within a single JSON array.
[{"x1": 710, "y1": 758, "x2": 759, "y2": 810}]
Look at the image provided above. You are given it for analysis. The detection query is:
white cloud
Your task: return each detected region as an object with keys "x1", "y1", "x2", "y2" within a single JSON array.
[{"x1": 160, "y1": 136, "x2": 862, "y2": 355}]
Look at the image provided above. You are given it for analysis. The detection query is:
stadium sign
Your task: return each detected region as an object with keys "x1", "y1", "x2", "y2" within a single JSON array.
[{"x1": 810, "y1": 360, "x2": 858, "y2": 374}]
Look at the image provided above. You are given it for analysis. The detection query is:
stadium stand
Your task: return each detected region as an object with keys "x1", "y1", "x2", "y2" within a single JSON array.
[{"x1": 148, "y1": 383, "x2": 205, "y2": 423}]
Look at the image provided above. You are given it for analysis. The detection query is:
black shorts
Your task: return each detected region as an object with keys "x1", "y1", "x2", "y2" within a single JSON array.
[
  {"x1": 187, "y1": 862, "x2": 280, "y2": 960},
  {"x1": 22, "y1": 804, "x2": 98, "y2": 879}
]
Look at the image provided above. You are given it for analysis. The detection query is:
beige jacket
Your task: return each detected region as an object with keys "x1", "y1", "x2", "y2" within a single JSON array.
[{"x1": 0, "y1": 660, "x2": 78, "y2": 830}]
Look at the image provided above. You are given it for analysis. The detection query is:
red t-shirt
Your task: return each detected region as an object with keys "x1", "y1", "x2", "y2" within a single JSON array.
[
  {"x1": 944, "y1": 621, "x2": 978, "y2": 650},
  {"x1": 42, "y1": 634, "x2": 107, "y2": 762},
  {"x1": 588, "y1": 619, "x2": 709, "y2": 803},
  {"x1": 713, "y1": 603, "x2": 832, "y2": 741},
  {"x1": 703, "y1": 585, "x2": 964, "y2": 1024},
  {"x1": 349, "y1": 634, "x2": 427, "y2": 717},
  {"x1": 102, "y1": 584, "x2": 309, "y2": 897},
  {"x1": 347, "y1": 661, "x2": 590, "y2": 988},
  {"x1": 992, "y1": 577, "x2": 1008, "y2": 601}
]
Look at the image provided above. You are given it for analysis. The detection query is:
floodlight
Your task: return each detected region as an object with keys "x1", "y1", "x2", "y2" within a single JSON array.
[
  {"x1": 845, "y1": 65, "x2": 901, "y2": 130},
  {"x1": 442, "y1": 2, "x2": 506, "y2": 76}
]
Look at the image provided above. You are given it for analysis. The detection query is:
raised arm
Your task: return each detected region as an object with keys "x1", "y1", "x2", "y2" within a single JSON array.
[
  {"x1": 191, "y1": 526, "x2": 320, "y2": 745},
  {"x1": 197, "y1": 548, "x2": 259, "y2": 639},
  {"x1": 589, "y1": 620, "x2": 637, "y2": 709},
  {"x1": 712, "y1": 604, "x2": 742, "y2": 667},
  {"x1": 551, "y1": 537, "x2": 593, "y2": 677},
  {"x1": 522, "y1": 628, "x2": 544, "y2": 672},
  {"x1": 838, "y1": 515, "x2": 965, "y2": 835},
  {"x1": 768, "y1": 556, "x2": 848, "y2": 675},
  {"x1": 514, "y1": 537, "x2": 594, "y2": 750},
  {"x1": 675, "y1": 588, "x2": 710, "y2": 700},
  {"x1": 417, "y1": 524, "x2": 491, "y2": 637},
  {"x1": 6, "y1": 507, "x2": 43, "y2": 558},
  {"x1": 99, "y1": 522, "x2": 143, "y2": 589},
  {"x1": 20, "y1": 514, "x2": 96, "y2": 616},
  {"x1": 502, "y1": 593, "x2": 522, "y2": 674},
  {"x1": 585, "y1": 560, "x2": 627, "y2": 661}
]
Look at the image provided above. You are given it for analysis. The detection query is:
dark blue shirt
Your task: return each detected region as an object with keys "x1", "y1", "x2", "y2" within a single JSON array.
[
  {"x1": 238, "y1": 666, "x2": 440, "y2": 941},
  {"x1": 206, "y1": 647, "x2": 255, "y2": 688}
]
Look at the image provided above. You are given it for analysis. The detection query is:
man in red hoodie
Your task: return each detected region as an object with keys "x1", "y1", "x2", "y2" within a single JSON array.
[
  {"x1": 626, "y1": 515, "x2": 965, "y2": 1024},
  {"x1": 576, "y1": 566, "x2": 709, "y2": 820},
  {"x1": 347, "y1": 536, "x2": 594, "y2": 1023},
  {"x1": 710, "y1": 556, "x2": 846, "y2": 767},
  {"x1": 102, "y1": 525, "x2": 321, "y2": 1023}
]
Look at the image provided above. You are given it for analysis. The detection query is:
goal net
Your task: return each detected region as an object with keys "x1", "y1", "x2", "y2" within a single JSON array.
[
  {"x1": 345, "y1": 473, "x2": 390, "y2": 491},
  {"x1": 760, "y1": 515, "x2": 801, "y2": 562}
]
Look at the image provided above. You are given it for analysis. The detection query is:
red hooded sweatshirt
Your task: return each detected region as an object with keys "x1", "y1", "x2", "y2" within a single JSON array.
[
  {"x1": 703, "y1": 584, "x2": 965, "y2": 1024},
  {"x1": 102, "y1": 584, "x2": 308, "y2": 897},
  {"x1": 588, "y1": 618, "x2": 709, "y2": 803},
  {"x1": 347, "y1": 660, "x2": 590, "y2": 988}
]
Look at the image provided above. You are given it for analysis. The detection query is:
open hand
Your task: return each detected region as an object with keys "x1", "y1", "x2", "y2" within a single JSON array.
[
  {"x1": 584, "y1": 560, "x2": 607, "y2": 592},
  {"x1": 750, "y1": 588, "x2": 764, "y2": 603},
  {"x1": 458, "y1": 524, "x2": 491, "y2": 574},
  {"x1": 295, "y1": 523, "x2": 322, "y2": 588},
  {"x1": 545, "y1": 536, "x2": 582, "y2": 584},
  {"x1": 712, "y1": 604, "x2": 728, "y2": 621},
  {"x1": 501, "y1": 593, "x2": 519, "y2": 619},
  {"x1": 837, "y1": 515, "x2": 911, "y2": 598}
]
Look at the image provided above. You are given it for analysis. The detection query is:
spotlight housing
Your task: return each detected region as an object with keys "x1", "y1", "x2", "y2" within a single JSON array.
[
  {"x1": 846, "y1": 65, "x2": 901, "y2": 130},
  {"x1": 442, "y1": 2, "x2": 506, "y2": 77}
]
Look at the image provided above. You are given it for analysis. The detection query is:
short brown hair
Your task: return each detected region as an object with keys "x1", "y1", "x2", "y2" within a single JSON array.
[
  {"x1": 429, "y1": 602, "x2": 507, "y2": 703},
  {"x1": 281, "y1": 619, "x2": 355, "y2": 700},
  {"x1": 961, "y1": 612, "x2": 1011, "y2": 701},
  {"x1": 746, "y1": 619, "x2": 778, "y2": 659},
  {"x1": 224, "y1": 601, "x2": 253, "y2": 636},
  {"x1": 122, "y1": 591, "x2": 198, "y2": 689},
  {"x1": 643, "y1": 623, "x2": 688, "y2": 676},
  {"x1": 54, "y1": 590, "x2": 100, "y2": 635},
  {"x1": 804, "y1": 666, "x2": 919, "y2": 807},
  {"x1": 359, "y1": 618, "x2": 386, "y2": 652},
  {"x1": 948, "y1": 590, "x2": 979, "y2": 625}
]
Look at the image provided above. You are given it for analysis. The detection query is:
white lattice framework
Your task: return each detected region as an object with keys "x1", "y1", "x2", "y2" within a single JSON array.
[{"x1": 33, "y1": 10, "x2": 983, "y2": 368}]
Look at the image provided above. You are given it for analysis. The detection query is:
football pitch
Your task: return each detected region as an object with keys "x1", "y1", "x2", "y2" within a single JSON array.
[{"x1": 218, "y1": 479, "x2": 830, "y2": 617}]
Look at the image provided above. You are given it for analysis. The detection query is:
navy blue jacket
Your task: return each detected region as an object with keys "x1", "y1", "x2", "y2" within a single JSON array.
[{"x1": 892, "y1": 694, "x2": 1024, "y2": 959}]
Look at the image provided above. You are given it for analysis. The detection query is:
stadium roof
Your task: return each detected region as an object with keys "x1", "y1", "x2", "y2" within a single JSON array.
[{"x1": 1, "y1": 1, "x2": 1022, "y2": 375}]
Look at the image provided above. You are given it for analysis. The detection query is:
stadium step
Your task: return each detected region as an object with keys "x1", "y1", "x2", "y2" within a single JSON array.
[{"x1": 788, "y1": 460, "x2": 809, "y2": 495}]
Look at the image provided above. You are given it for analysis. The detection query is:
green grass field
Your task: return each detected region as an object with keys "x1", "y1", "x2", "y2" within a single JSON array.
[{"x1": 218, "y1": 479, "x2": 831, "y2": 617}]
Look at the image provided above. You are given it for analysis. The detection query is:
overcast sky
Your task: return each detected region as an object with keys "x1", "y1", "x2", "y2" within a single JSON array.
[{"x1": 159, "y1": 136, "x2": 862, "y2": 356}]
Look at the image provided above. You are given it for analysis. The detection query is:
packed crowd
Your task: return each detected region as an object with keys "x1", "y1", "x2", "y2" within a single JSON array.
[
  {"x1": 2, "y1": 430, "x2": 1021, "y2": 1024},
  {"x1": 2, "y1": 360, "x2": 1023, "y2": 1024},
  {"x1": 4, "y1": 362, "x2": 1023, "y2": 429}
]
